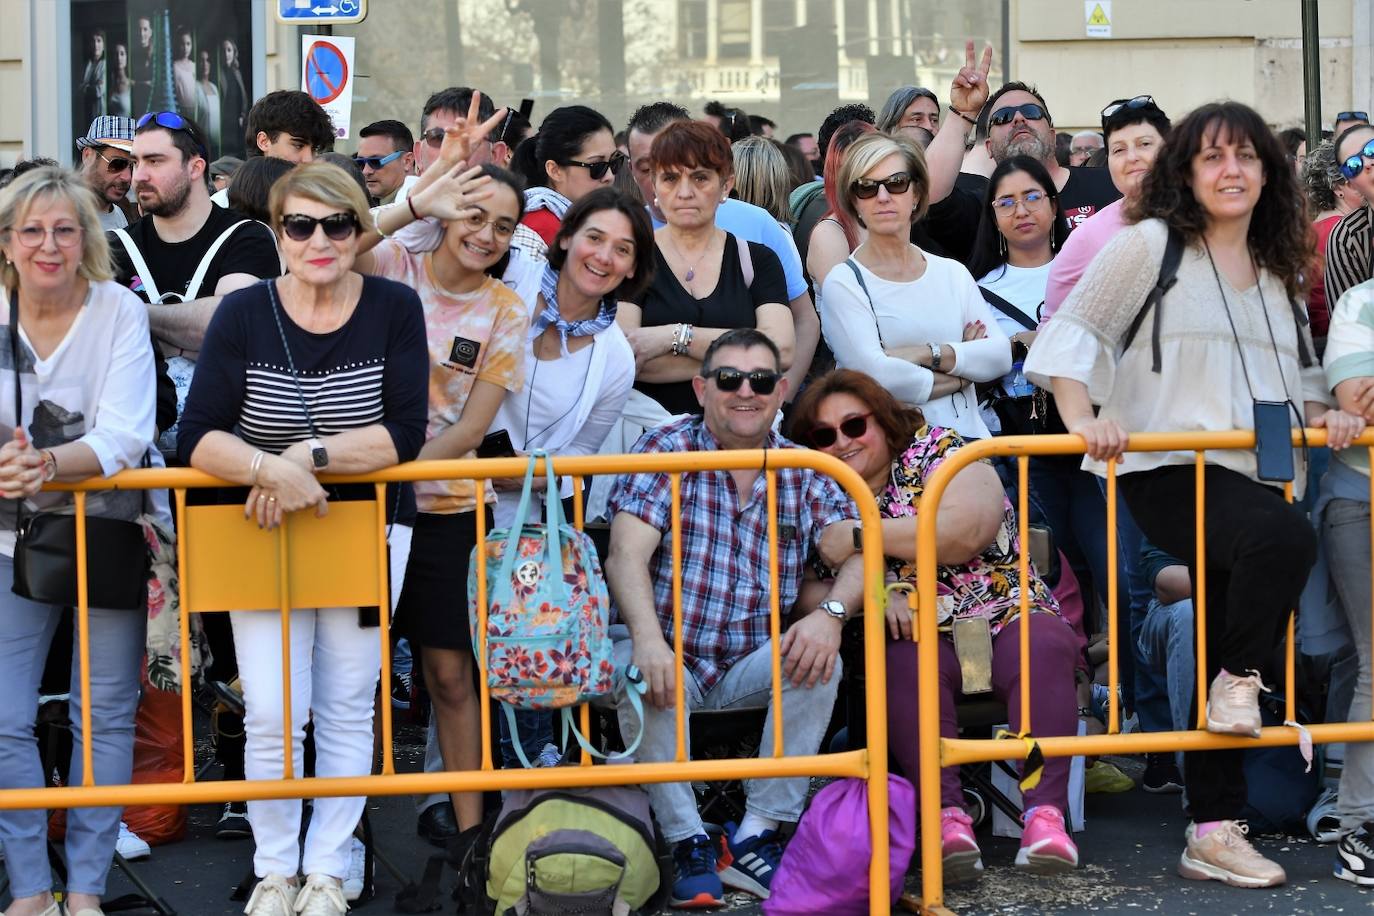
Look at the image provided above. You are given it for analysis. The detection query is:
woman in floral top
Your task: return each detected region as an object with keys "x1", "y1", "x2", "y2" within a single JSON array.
[{"x1": 790, "y1": 369, "x2": 1080, "y2": 883}]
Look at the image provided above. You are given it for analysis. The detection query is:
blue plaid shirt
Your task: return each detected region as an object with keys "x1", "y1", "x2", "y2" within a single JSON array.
[{"x1": 608, "y1": 416, "x2": 858, "y2": 691}]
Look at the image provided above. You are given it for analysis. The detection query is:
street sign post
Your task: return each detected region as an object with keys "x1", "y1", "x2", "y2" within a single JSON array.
[
  {"x1": 302, "y1": 35, "x2": 356, "y2": 139},
  {"x1": 276, "y1": 0, "x2": 367, "y2": 26}
]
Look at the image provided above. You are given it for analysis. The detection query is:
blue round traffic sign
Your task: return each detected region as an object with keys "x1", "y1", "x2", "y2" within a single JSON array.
[{"x1": 305, "y1": 40, "x2": 348, "y2": 105}]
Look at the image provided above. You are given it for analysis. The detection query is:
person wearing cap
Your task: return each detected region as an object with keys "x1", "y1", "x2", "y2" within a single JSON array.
[
  {"x1": 208, "y1": 156, "x2": 243, "y2": 193},
  {"x1": 76, "y1": 116, "x2": 137, "y2": 231}
]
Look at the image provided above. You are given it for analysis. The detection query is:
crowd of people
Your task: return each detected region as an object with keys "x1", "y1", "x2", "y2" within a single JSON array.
[{"x1": 2, "y1": 37, "x2": 1374, "y2": 916}]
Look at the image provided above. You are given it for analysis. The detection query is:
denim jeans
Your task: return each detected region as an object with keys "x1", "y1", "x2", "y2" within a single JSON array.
[
  {"x1": 1137, "y1": 598, "x2": 1195, "y2": 736},
  {"x1": 1322, "y1": 497, "x2": 1374, "y2": 830},
  {"x1": 1104, "y1": 482, "x2": 1171, "y2": 732}
]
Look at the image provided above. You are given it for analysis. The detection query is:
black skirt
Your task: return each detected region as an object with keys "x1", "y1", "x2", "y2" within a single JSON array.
[{"x1": 393, "y1": 508, "x2": 490, "y2": 651}]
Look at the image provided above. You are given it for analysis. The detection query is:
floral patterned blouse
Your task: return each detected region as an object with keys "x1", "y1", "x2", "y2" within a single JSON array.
[{"x1": 882, "y1": 426, "x2": 1058, "y2": 636}]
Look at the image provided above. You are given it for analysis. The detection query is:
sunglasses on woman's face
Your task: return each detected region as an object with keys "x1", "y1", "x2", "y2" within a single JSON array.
[
  {"x1": 281, "y1": 212, "x2": 359, "y2": 242},
  {"x1": 1339, "y1": 139, "x2": 1374, "y2": 180},
  {"x1": 989, "y1": 103, "x2": 1049, "y2": 127},
  {"x1": 562, "y1": 151, "x2": 628, "y2": 181},
  {"x1": 808, "y1": 413, "x2": 872, "y2": 449},
  {"x1": 851, "y1": 172, "x2": 912, "y2": 200},
  {"x1": 701, "y1": 367, "x2": 781, "y2": 395}
]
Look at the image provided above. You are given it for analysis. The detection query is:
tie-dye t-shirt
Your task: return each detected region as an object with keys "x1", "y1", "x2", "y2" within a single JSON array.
[{"x1": 370, "y1": 241, "x2": 529, "y2": 514}]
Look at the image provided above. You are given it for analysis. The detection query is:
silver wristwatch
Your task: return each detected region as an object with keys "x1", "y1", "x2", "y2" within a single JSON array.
[
  {"x1": 819, "y1": 599, "x2": 847, "y2": 622},
  {"x1": 929, "y1": 342, "x2": 943, "y2": 371}
]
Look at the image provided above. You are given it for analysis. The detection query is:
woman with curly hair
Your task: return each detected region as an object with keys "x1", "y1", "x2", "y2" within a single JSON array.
[{"x1": 1026, "y1": 100, "x2": 1366, "y2": 889}]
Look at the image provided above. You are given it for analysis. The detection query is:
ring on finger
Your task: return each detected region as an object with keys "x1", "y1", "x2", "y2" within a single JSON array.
[
  {"x1": 268, "y1": 496, "x2": 277, "y2": 503},
  {"x1": 257, "y1": 494, "x2": 266, "y2": 501}
]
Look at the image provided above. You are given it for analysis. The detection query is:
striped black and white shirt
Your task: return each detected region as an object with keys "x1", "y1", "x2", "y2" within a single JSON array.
[
  {"x1": 176, "y1": 276, "x2": 428, "y2": 466},
  {"x1": 1325, "y1": 204, "x2": 1373, "y2": 309}
]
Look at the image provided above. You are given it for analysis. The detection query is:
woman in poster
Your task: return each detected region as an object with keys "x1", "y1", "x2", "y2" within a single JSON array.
[
  {"x1": 172, "y1": 26, "x2": 196, "y2": 118},
  {"x1": 219, "y1": 38, "x2": 248, "y2": 158},
  {"x1": 80, "y1": 30, "x2": 107, "y2": 123},
  {"x1": 109, "y1": 42, "x2": 132, "y2": 118},
  {"x1": 195, "y1": 48, "x2": 221, "y2": 150}
]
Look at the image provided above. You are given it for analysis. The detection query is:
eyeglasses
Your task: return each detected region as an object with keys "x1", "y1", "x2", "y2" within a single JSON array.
[
  {"x1": 9, "y1": 224, "x2": 84, "y2": 249},
  {"x1": 1070, "y1": 145, "x2": 1100, "y2": 157},
  {"x1": 560, "y1": 152, "x2": 627, "y2": 181},
  {"x1": 352, "y1": 150, "x2": 405, "y2": 170},
  {"x1": 807, "y1": 413, "x2": 872, "y2": 449},
  {"x1": 989, "y1": 103, "x2": 1049, "y2": 127},
  {"x1": 97, "y1": 150, "x2": 132, "y2": 173},
  {"x1": 701, "y1": 367, "x2": 781, "y2": 395},
  {"x1": 460, "y1": 210, "x2": 517, "y2": 239},
  {"x1": 1101, "y1": 95, "x2": 1158, "y2": 124},
  {"x1": 1339, "y1": 139, "x2": 1374, "y2": 180},
  {"x1": 135, "y1": 111, "x2": 208, "y2": 159},
  {"x1": 992, "y1": 189, "x2": 1050, "y2": 212},
  {"x1": 851, "y1": 172, "x2": 912, "y2": 199},
  {"x1": 1337, "y1": 111, "x2": 1370, "y2": 124},
  {"x1": 280, "y1": 212, "x2": 360, "y2": 242}
]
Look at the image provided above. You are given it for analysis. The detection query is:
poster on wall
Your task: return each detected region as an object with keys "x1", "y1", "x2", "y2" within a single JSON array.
[{"x1": 71, "y1": 0, "x2": 254, "y2": 159}]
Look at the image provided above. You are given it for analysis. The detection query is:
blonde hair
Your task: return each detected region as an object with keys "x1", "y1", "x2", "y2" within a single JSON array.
[
  {"x1": 267, "y1": 161, "x2": 375, "y2": 236},
  {"x1": 835, "y1": 132, "x2": 930, "y2": 228},
  {"x1": 0, "y1": 166, "x2": 114, "y2": 291},
  {"x1": 731, "y1": 137, "x2": 792, "y2": 224}
]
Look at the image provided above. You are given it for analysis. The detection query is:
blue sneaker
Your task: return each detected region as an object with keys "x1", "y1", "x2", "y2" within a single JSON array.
[
  {"x1": 670, "y1": 834, "x2": 724, "y2": 908},
  {"x1": 719, "y1": 821, "x2": 784, "y2": 899}
]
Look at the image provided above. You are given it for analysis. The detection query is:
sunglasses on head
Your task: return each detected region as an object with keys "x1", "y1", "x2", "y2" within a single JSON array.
[
  {"x1": 135, "y1": 111, "x2": 208, "y2": 159},
  {"x1": 1100, "y1": 95, "x2": 1158, "y2": 125},
  {"x1": 97, "y1": 150, "x2": 132, "y2": 173},
  {"x1": 1337, "y1": 111, "x2": 1370, "y2": 124},
  {"x1": 807, "y1": 413, "x2": 872, "y2": 449},
  {"x1": 561, "y1": 151, "x2": 627, "y2": 181},
  {"x1": 352, "y1": 150, "x2": 405, "y2": 170},
  {"x1": 701, "y1": 367, "x2": 781, "y2": 395},
  {"x1": 280, "y1": 212, "x2": 360, "y2": 242},
  {"x1": 1339, "y1": 139, "x2": 1374, "y2": 180},
  {"x1": 989, "y1": 103, "x2": 1049, "y2": 127},
  {"x1": 851, "y1": 172, "x2": 912, "y2": 200}
]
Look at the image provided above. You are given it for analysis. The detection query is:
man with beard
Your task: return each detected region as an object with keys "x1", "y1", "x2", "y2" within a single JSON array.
[
  {"x1": 111, "y1": 112, "x2": 280, "y2": 449},
  {"x1": 75, "y1": 116, "x2": 137, "y2": 230}
]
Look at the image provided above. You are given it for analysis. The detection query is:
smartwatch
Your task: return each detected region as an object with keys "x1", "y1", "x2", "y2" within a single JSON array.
[
  {"x1": 306, "y1": 437, "x2": 329, "y2": 471},
  {"x1": 819, "y1": 599, "x2": 847, "y2": 622}
]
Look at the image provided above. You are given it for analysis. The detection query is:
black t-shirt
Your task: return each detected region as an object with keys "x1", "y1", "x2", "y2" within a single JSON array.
[
  {"x1": 632, "y1": 233, "x2": 789, "y2": 416},
  {"x1": 1059, "y1": 166, "x2": 1122, "y2": 234},
  {"x1": 110, "y1": 205, "x2": 281, "y2": 303},
  {"x1": 916, "y1": 185, "x2": 982, "y2": 266}
]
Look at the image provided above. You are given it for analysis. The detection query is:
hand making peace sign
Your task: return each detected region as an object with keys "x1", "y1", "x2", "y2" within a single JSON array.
[{"x1": 950, "y1": 40, "x2": 994, "y2": 120}]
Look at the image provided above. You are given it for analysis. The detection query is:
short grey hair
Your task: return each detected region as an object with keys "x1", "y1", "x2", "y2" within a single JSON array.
[
  {"x1": 0, "y1": 166, "x2": 113, "y2": 291},
  {"x1": 1302, "y1": 139, "x2": 1345, "y2": 214}
]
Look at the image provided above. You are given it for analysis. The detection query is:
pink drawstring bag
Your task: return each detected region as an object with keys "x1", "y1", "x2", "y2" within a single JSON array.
[{"x1": 763, "y1": 774, "x2": 917, "y2": 915}]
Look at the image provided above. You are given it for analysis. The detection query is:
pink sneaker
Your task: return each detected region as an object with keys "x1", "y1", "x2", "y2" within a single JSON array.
[
  {"x1": 1015, "y1": 806, "x2": 1079, "y2": 873},
  {"x1": 941, "y1": 806, "x2": 983, "y2": 883}
]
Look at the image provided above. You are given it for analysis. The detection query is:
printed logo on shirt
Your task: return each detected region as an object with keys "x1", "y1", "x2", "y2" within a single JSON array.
[
  {"x1": 1064, "y1": 206, "x2": 1098, "y2": 232},
  {"x1": 449, "y1": 336, "x2": 482, "y2": 368}
]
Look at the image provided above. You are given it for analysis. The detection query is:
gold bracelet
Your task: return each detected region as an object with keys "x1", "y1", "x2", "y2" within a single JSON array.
[{"x1": 249, "y1": 450, "x2": 265, "y2": 486}]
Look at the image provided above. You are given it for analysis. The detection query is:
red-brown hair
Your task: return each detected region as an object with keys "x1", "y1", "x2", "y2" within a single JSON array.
[
  {"x1": 822, "y1": 121, "x2": 876, "y2": 250},
  {"x1": 788, "y1": 369, "x2": 924, "y2": 456},
  {"x1": 648, "y1": 120, "x2": 734, "y2": 179}
]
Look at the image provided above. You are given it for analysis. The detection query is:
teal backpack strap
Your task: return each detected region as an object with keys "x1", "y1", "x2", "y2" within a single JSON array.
[
  {"x1": 502, "y1": 704, "x2": 539, "y2": 770},
  {"x1": 561, "y1": 666, "x2": 649, "y2": 762}
]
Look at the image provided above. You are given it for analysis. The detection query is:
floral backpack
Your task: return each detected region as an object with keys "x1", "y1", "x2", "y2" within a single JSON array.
[{"x1": 467, "y1": 451, "x2": 644, "y2": 766}]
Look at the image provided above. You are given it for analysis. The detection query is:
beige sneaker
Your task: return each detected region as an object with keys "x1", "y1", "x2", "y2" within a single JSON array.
[
  {"x1": 294, "y1": 873, "x2": 348, "y2": 915},
  {"x1": 243, "y1": 874, "x2": 298, "y2": 916},
  {"x1": 1205, "y1": 669, "x2": 1265, "y2": 738},
  {"x1": 1178, "y1": 820, "x2": 1286, "y2": 888}
]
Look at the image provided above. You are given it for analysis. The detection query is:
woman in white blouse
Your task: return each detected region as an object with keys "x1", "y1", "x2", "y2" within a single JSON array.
[
  {"x1": 819, "y1": 132, "x2": 1009, "y2": 441},
  {"x1": 1026, "y1": 101, "x2": 1364, "y2": 891}
]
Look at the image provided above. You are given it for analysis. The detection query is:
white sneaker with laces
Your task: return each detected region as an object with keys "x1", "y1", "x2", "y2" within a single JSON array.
[
  {"x1": 116, "y1": 821, "x2": 151, "y2": 861},
  {"x1": 1205, "y1": 669, "x2": 1266, "y2": 738},
  {"x1": 295, "y1": 873, "x2": 348, "y2": 915},
  {"x1": 343, "y1": 836, "x2": 369, "y2": 901},
  {"x1": 244, "y1": 874, "x2": 298, "y2": 916}
]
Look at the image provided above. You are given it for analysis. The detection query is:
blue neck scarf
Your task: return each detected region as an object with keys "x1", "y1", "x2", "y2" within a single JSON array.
[{"x1": 533, "y1": 263, "x2": 617, "y2": 357}]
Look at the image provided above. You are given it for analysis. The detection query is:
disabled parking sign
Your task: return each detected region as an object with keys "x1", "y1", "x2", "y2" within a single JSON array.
[{"x1": 302, "y1": 35, "x2": 356, "y2": 139}]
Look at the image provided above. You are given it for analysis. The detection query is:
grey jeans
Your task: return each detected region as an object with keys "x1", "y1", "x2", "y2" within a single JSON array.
[
  {"x1": 0, "y1": 554, "x2": 145, "y2": 898},
  {"x1": 1323, "y1": 497, "x2": 1374, "y2": 831},
  {"x1": 613, "y1": 635, "x2": 840, "y2": 844}
]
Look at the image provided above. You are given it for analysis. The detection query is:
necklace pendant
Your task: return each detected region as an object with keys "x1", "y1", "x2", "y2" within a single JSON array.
[{"x1": 685, "y1": 267, "x2": 695, "y2": 282}]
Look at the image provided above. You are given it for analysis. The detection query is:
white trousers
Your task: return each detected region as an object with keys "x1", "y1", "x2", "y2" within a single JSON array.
[{"x1": 232, "y1": 606, "x2": 381, "y2": 878}]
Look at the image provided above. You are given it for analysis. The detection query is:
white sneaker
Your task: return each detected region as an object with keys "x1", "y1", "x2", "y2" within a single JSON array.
[
  {"x1": 342, "y1": 836, "x2": 369, "y2": 902},
  {"x1": 116, "y1": 821, "x2": 151, "y2": 861},
  {"x1": 244, "y1": 874, "x2": 299, "y2": 916},
  {"x1": 294, "y1": 873, "x2": 348, "y2": 915}
]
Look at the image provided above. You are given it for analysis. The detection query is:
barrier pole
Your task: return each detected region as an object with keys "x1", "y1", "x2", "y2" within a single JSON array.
[
  {"x1": 476, "y1": 480, "x2": 492, "y2": 771},
  {"x1": 766, "y1": 469, "x2": 784, "y2": 756},
  {"x1": 278, "y1": 514, "x2": 293, "y2": 780},
  {"x1": 375, "y1": 483, "x2": 395, "y2": 776},
  {"x1": 671, "y1": 473, "x2": 686, "y2": 762},
  {"x1": 175, "y1": 488, "x2": 194, "y2": 783},
  {"x1": 75, "y1": 491, "x2": 94, "y2": 785},
  {"x1": 1017, "y1": 455, "x2": 1031, "y2": 733},
  {"x1": 1370, "y1": 451, "x2": 1374, "y2": 723},
  {"x1": 572, "y1": 476, "x2": 594, "y2": 766},
  {"x1": 1194, "y1": 453, "x2": 1208, "y2": 729},
  {"x1": 1106, "y1": 458, "x2": 1119, "y2": 733},
  {"x1": 1284, "y1": 481, "x2": 1297, "y2": 723}
]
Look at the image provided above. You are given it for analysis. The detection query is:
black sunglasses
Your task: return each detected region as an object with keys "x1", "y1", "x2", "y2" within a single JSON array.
[
  {"x1": 851, "y1": 172, "x2": 912, "y2": 200},
  {"x1": 702, "y1": 367, "x2": 781, "y2": 395},
  {"x1": 989, "y1": 103, "x2": 1049, "y2": 127},
  {"x1": 97, "y1": 150, "x2": 132, "y2": 173},
  {"x1": 807, "y1": 413, "x2": 872, "y2": 449},
  {"x1": 281, "y1": 212, "x2": 360, "y2": 242},
  {"x1": 560, "y1": 151, "x2": 627, "y2": 181},
  {"x1": 1337, "y1": 111, "x2": 1370, "y2": 124},
  {"x1": 135, "y1": 111, "x2": 208, "y2": 159},
  {"x1": 1101, "y1": 95, "x2": 1158, "y2": 125}
]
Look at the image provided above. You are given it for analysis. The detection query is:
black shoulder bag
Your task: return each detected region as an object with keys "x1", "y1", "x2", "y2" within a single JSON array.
[{"x1": 9, "y1": 290, "x2": 148, "y2": 610}]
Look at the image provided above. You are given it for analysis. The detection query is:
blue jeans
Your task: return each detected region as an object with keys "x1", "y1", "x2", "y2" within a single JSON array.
[
  {"x1": 1137, "y1": 597, "x2": 1195, "y2": 737},
  {"x1": 1103, "y1": 481, "x2": 1172, "y2": 733},
  {"x1": 498, "y1": 709, "x2": 555, "y2": 769},
  {"x1": 0, "y1": 555, "x2": 145, "y2": 898}
]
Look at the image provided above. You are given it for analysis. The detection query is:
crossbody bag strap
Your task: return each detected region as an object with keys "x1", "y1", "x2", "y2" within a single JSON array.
[
  {"x1": 843, "y1": 257, "x2": 886, "y2": 348},
  {"x1": 112, "y1": 227, "x2": 161, "y2": 302},
  {"x1": 736, "y1": 234, "x2": 754, "y2": 288},
  {"x1": 978, "y1": 287, "x2": 1037, "y2": 331},
  {"x1": 1121, "y1": 226, "x2": 1185, "y2": 372},
  {"x1": 264, "y1": 279, "x2": 321, "y2": 439}
]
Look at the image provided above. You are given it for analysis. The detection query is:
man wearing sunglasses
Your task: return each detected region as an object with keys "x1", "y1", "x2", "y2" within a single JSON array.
[
  {"x1": 606, "y1": 328, "x2": 863, "y2": 907},
  {"x1": 75, "y1": 116, "x2": 137, "y2": 230},
  {"x1": 1326, "y1": 122, "x2": 1374, "y2": 308},
  {"x1": 392, "y1": 86, "x2": 507, "y2": 207},
  {"x1": 355, "y1": 119, "x2": 415, "y2": 206}
]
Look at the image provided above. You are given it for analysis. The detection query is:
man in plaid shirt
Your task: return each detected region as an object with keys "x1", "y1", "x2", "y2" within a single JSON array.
[{"x1": 607, "y1": 329, "x2": 864, "y2": 907}]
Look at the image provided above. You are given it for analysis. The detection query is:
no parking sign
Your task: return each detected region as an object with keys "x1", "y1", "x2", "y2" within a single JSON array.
[{"x1": 301, "y1": 35, "x2": 355, "y2": 140}]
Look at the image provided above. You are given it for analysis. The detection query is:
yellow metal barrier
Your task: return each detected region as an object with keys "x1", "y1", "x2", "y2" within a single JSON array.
[
  {"x1": 22, "y1": 450, "x2": 894, "y2": 914},
  {"x1": 910, "y1": 430, "x2": 1374, "y2": 915}
]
